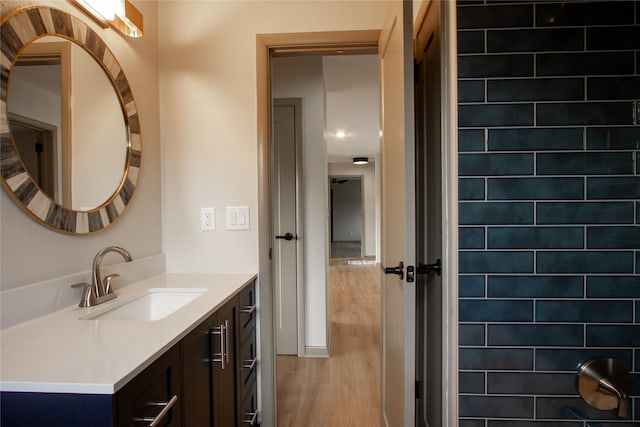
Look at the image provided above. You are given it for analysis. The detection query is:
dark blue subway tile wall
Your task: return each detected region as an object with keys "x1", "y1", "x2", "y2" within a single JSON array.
[
  {"x1": 489, "y1": 422, "x2": 583, "y2": 427},
  {"x1": 459, "y1": 372, "x2": 485, "y2": 394},
  {"x1": 487, "y1": 227, "x2": 583, "y2": 249},
  {"x1": 587, "y1": 76, "x2": 640, "y2": 100},
  {"x1": 487, "y1": 78, "x2": 584, "y2": 102},
  {"x1": 537, "y1": 152, "x2": 635, "y2": 176},
  {"x1": 536, "y1": 52, "x2": 635, "y2": 76},
  {"x1": 459, "y1": 54, "x2": 534, "y2": 78},
  {"x1": 488, "y1": 128, "x2": 584, "y2": 151},
  {"x1": 587, "y1": 127, "x2": 640, "y2": 150},
  {"x1": 459, "y1": 275, "x2": 485, "y2": 297},
  {"x1": 457, "y1": 1, "x2": 639, "y2": 425},
  {"x1": 487, "y1": 275, "x2": 584, "y2": 298},
  {"x1": 458, "y1": 129, "x2": 485, "y2": 152},
  {"x1": 487, "y1": 177, "x2": 584, "y2": 200},
  {"x1": 587, "y1": 276, "x2": 640, "y2": 298},
  {"x1": 536, "y1": 202, "x2": 635, "y2": 224},
  {"x1": 457, "y1": 31, "x2": 484, "y2": 55},
  {"x1": 487, "y1": 372, "x2": 577, "y2": 395},
  {"x1": 536, "y1": 2, "x2": 635, "y2": 27},
  {"x1": 459, "y1": 202, "x2": 534, "y2": 224},
  {"x1": 535, "y1": 348, "x2": 634, "y2": 372}
]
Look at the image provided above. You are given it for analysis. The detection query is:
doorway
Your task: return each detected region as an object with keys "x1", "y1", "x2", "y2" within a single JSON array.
[
  {"x1": 329, "y1": 176, "x2": 363, "y2": 259},
  {"x1": 256, "y1": 17, "x2": 459, "y2": 424}
]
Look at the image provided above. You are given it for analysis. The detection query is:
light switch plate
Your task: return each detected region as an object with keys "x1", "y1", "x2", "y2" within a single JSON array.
[{"x1": 226, "y1": 207, "x2": 250, "y2": 230}]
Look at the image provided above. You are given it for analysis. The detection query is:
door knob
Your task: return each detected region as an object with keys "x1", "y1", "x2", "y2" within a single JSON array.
[
  {"x1": 384, "y1": 262, "x2": 404, "y2": 281},
  {"x1": 275, "y1": 232, "x2": 294, "y2": 241}
]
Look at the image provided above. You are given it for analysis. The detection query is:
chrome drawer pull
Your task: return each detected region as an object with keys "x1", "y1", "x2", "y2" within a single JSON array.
[
  {"x1": 243, "y1": 357, "x2": 257, "y2": 372},
  {"x1": 241, "y1": 304, "x2": 256, "y2": 314},
  {"x1": 134, "y1": 394, "x2": 178, "y2": 427},
  {"x1": 211, "y1": 322, "x2": 229, "y2": 368},
  {"x1": 243, "y1": 411, "x2": 258, "y2": 426}
]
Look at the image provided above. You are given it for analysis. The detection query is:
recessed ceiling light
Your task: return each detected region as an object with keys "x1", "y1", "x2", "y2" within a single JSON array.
[{"x1": 336, "y1": 130, "x2": 347, "y2": 139}]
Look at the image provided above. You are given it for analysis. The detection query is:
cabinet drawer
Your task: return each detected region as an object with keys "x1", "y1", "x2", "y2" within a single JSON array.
[
  {"x1": 116, "y1": 344, "x2": 182, "y2": 427},
  {"x1": 238, "y1": 280, "x2": 256, "y2": 338},
  {"x1": 239, "y1": 375, "x2": 259, "y2": 427}
]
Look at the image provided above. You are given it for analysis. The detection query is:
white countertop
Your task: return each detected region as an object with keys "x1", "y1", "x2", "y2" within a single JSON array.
[{"x1": 0, "y1": 273, "x2": 256, "y2": 395}]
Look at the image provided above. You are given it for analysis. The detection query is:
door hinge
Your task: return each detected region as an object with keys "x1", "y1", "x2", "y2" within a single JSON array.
[{"x1": 269, "y1": 247, "x2": 272, "y2": 260}]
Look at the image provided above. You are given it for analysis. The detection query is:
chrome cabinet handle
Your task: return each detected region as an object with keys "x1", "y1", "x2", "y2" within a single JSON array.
[
  {"x1": 241, "y1": 304, "x2": 256, "y2": 314},
  {"x1": 243, "y1": 411, "x2": 258, "y2": 425},
  {"x1": 212, "y1": 320, "x2": 229, "y2": 367},
  {"x1": 134, "y1": 394, "x2": 178, "y2": 427},
  {"x1": 211, "y1": 323, "x2": 226, "y2": 370},
  {"x1": 224, "y1": 320, "x2": 229, "y2": 364}
]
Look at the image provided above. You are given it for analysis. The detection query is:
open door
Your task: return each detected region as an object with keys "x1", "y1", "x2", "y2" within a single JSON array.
[
  {"x1": 415, "y1": 1, "x2": 444, "y2": 426},
  {"x1": 379, "y1": 1, "x2": 416, "y2": 425}
]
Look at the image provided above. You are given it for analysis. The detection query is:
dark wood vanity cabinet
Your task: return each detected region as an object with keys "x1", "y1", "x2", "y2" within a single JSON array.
[
  {"x1": 237, "y1": 280, "x2": 259, "y2": 426},
  {"x1": 115, "y1": 344, "x2": 182, "y2": 427},
  {"x1": 0, "y1": 280, "x2": 258, "y2": 427},
  {"x1": 181, "y1": 312, "x2": 215, "y2": 426},
  {"x1": 181, "y1": 280, "x2": 258, "y2": 427},
  {"x1": 213, "y1": 297, "x2": 239, "y2": 427}
]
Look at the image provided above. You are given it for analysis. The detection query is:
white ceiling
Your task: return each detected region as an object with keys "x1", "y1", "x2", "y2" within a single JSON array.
[{"x1": 323, "y1": 54, "x2": 380, "y2": 163}]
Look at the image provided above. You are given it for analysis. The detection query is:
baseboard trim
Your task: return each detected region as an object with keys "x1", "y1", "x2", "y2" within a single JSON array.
[{"x1": 304, "y1": 345, "x2": 329, "y2": 358}]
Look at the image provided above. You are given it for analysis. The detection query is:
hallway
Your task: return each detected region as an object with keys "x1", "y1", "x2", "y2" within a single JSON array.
[{"x1": 276, "y1": 262, "x2": 381, "y2": 426}]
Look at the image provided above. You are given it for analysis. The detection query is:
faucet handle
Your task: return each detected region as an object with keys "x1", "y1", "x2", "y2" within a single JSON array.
[
  {"x1": 103, "y1": 274, "x2": 120, "y2": 294},
  {"x1": 71, "y1": 282, "x2": 94, "y2": 307},
  {"x1": 578, "y1": 357, "x2": 631, "y2": 419}
]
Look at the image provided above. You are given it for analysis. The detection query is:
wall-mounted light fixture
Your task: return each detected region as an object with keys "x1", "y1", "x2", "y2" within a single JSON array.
[
  {"x1": 74, "y1": 0, "x2": 143, "y2": 38},
  {"x1": 353, "y1": 157, "x2": 369, "y2": 165}
]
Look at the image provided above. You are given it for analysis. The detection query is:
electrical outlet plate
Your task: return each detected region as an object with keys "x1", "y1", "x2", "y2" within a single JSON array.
[
  {"x1": 200, "y1": 207, "x2": 215, "y2": 231},
  {"x1": 226, "y1": 207, "x2": 250, "y2": 230}
]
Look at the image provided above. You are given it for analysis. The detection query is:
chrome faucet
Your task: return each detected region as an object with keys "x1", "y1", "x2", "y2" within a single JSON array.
[{"x1": 72, "y1": 246, "x2": 133, "y2": 307}]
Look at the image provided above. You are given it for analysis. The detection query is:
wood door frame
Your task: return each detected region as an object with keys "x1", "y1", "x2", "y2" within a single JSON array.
[
  {"x1": 414, "y1": 1, "x2": 459, "y2": 425},
  {"x1": 272, "y1": 97, "x2": 305, "y2": 356},
  {"x1": 257, "y1": 30, "x2": 380, "y2": 427}
]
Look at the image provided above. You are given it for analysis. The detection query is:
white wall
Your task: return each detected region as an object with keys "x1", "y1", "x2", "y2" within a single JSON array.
[
  {"x1": 271, "y1": 56, "x2": 328, "y2": 350},
  {"x1": 158, "y1": 0, "x2": 387, "y2": 349},
  {"x1": 329, "y1": 161, "x2": 377, "y2": 257},
  {"x1": 158, "y1": 0, "x2": 387, "y2": 270},
  {"x1": 1, "y1": 0, "x2": 163, "y2": 291}
]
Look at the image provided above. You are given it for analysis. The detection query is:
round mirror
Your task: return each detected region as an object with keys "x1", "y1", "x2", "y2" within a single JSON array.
[{"x1": 0, "y1": 6, "x2": 141, "y2": 234}]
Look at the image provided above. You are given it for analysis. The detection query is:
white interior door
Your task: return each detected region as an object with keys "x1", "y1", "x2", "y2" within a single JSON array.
[
  {"x1": 273, "y1": 99, "x2": 301, "y2": 355},
  {"x1": 379, "y1": 1, "x2": 416, "y2": 426}
]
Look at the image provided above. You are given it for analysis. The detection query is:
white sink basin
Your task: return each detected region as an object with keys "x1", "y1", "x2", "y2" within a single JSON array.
[{"x1": 82, "y1": 288, "x2": 206, "y2": 321}]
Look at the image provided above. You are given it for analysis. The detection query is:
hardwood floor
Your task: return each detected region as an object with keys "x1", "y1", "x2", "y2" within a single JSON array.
[{"x1": 276, "y1": 262, "x2": 381, "y2": 426}]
